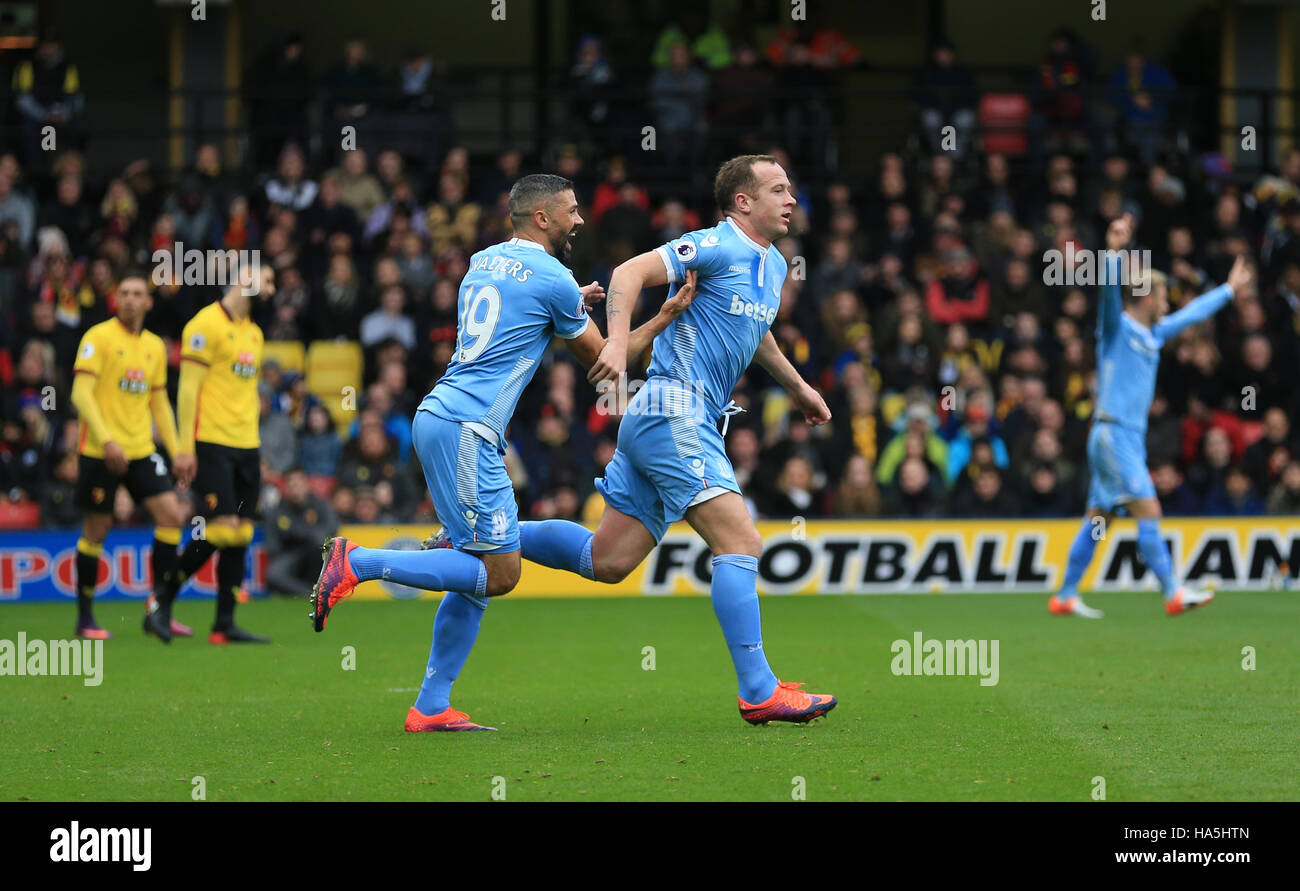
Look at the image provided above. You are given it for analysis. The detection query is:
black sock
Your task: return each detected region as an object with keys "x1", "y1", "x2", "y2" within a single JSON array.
[
  {"x1": 215, "y1": 545, "x2": 247, "y2": 629},
  {"x1": 75, "y1": 551, "x2": 98, "y2": 625},
  {"x1": 151, "y1": 536, "x2": 179, "y2": 605},
  {"x1": 168, "y1": 538, "x2": 216, "y2": 606}
]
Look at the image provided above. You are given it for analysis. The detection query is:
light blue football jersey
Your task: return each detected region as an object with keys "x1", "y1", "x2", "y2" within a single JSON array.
[
  {"x1": 648, "y1": 218, "x2": 787, "y2": 417},
  {"x1": 421, "y1": 237, "x2": 589, "y2": 444},
  {"x1": 1094, "y1": 255, "x2": 1232, "y2": 435}
]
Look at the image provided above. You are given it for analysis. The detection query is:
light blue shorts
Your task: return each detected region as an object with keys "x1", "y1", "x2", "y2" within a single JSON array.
[
  {"x1": 1086, "y1": 419, "x2": 1156, "y2": 512},
  {"x1": 412, "y1": 408, "x2": 519, "y2": 552},
  {"x1": 595, "y1": 378, "x2": 741, "y2": 541}
]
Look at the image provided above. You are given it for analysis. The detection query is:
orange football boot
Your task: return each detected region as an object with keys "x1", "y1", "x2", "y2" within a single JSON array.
[
  {"x1": 1166, "y1": 586, "x2": 1214, "y2": 615},
  {"x1": 404, "y1": 706, "x2": 497, "y2": 732},
  {"x1": 75, "y1": 621, "x2": 112, "y2": 640},
  {"x1": 1048, "y1": 594, "x2": 1104, "y2": 618},
  {"x1": 310, "y1": 537, "x2": 360, "y2": 631},
  {"x1": 739, "y1": 680, "x2": 837, "y2": 725}
]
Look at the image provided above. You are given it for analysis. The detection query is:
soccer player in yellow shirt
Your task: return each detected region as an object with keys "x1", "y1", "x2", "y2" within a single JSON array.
[
  {"x1": 156, "y1": 267, "x2": 275, "y2": 643},
  {"x1": 70, "y1": 273, "x2": 193, "y2": 639}
]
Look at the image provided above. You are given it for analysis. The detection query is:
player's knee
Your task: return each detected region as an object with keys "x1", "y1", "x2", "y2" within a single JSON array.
[
  {"x1": 719, "y1": 526, "x2": 763, "y2": 559},
  {"x1": 211, "y1": 515, "x2": 240, "y2": 534},
  {"x1": 160, "y1": 500, "x2": 186, "y2": 530},
  {"x1": 485, "y1": 564, "x2": 521, "y2": 597},
  {"x1": 485, "y1": 577, "x2": 518, "y2": 597},
  {"x1": 593, "y1": 553, "x2": 634, "y2": 584},
  {"x1": 81, "y1": 517, "x2": 111, "y2": 543},
  {"x1": 1131, "y1": 498, "x2": 1161, "y2": 520}
]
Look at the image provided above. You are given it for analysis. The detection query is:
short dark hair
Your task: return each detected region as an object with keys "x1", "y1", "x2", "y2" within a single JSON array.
[
  {"x1": 508, "y1": 174, "x2": 574, "y2": 228},
  {"x1": 119, "y1": 269, "x2": 150, "y2": 287},
  {"x1": 714, "y1": 154, "x2": 780, "y2": 215}
]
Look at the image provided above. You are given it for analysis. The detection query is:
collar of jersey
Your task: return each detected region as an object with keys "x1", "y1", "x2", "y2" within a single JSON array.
[
  {"x1": 507, "y1": 237, "x2": 547, "y2": 252},
  {"x1": 725, "y1": 217, "x2": 774, "y2": 286},
  {"x1": 1121, "y1": 310, "x2": 1152, "y2": 335},
  {"x1": 725, "y1": 217, "x2": 769, "y2": 255}
]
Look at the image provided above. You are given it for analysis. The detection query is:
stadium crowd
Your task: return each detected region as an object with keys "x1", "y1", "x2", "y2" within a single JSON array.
[{"x1": 1, "y1": 23, "x2": 1298, "y2": 559}]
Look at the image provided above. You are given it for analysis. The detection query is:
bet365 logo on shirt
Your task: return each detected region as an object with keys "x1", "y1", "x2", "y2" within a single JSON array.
[
  {"x1": 728, "y1": 293, "x2": 777, "y2": 324},
  {"x1": 118, "y1": 367, "x2": 148, "y2": 394}
]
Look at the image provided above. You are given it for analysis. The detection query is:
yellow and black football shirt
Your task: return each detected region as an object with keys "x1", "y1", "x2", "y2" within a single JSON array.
[
  {"x1": 72, "y1": 318, "x2": 167, "y2": 460},
  {"x1": 181, "y1": 300, "x2": 263, "y2": 449}
]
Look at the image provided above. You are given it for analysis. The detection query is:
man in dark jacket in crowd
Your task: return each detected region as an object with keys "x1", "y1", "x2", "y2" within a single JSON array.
[{"x1": 265, "y1": 467, "x2": 338, "y2": 595}]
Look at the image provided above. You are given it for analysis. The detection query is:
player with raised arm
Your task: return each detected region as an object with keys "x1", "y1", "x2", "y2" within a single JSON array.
[
  {"x1": 310, "y1": 174, "x2": 697, "y2": 731},
  {"x1": 69, "y1": 273, "x2": 191, "y2": 640},
  {"x1": 1049, "y1": 214, "x2": 1252, "y2": 618},
  {"x1": 514, "y1": 155, "x2": 838, "y2": 724}
]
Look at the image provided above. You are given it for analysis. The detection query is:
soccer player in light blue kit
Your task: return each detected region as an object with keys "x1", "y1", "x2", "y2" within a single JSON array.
[
  {"x1": 310, "y1": 174, "x2": 696, "y2": 731},
  {"x1": 1049, "y1": 214, "x2": 1252, "y2": 618},
  {"x1": 520, "y1": 155, "x2": 839, "y2": 724}
]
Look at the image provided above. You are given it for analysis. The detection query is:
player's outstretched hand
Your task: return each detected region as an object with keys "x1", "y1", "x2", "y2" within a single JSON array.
[
  {"x1": 1106, "y1": 213, "x2": 1134, "y2": 251},
  {"x1": 793, "y1": 383, "x2": 832, "y2": 426},
  {"x1": 172, "y1": 453, "x2": 197, "y2": 489},
  {"x1": 580, "y1": 280, "x2": 606, "y2": 309},
  {"x1": 660, "y1": 270, "x2": 697, "y2": 318},
  {"x1": 1226, "y1": 255, "x2": 1252, "y2": 295}
]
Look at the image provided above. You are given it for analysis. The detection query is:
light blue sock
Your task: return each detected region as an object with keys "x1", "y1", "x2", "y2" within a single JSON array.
[
  {"x1": 348, "y1": 546, "x2": 487, "y2": 597},
  {"x1": 520, "y1": 520, "x2": 594, "y2": 579},
  {"x1": 1137, "y1": 519, "x2": 1177, "y2": 598},
  {"x1": 1058, "y1": 518, "x2": 1099, "y2": 599},
  {"x1": 414, "y1": 591, "x2": 489, "y2": 714},
  {"x1": 711, "y1": 554, "x2": 778, "y2": 704}
]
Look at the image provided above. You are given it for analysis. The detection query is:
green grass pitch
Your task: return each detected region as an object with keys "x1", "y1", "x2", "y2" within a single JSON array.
[{"x1": 1, "y1": 591, "x2": 1295, "y2": 801}]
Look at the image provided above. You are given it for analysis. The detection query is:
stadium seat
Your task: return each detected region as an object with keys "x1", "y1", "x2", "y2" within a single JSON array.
[
  {"x1": 0, "y1": 500, "x2": 41, "y2": 529},
  {"x1": 305, "y1": 341, "x2": 364, "y2": 433},
  {"x1": 979, "y1": 93, "x2": 1030, "y2": 156},
  {"x1": 262, "y1": 340, "x2": 306, "y2": 374}
]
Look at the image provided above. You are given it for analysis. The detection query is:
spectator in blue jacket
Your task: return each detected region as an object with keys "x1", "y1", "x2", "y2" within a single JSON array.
[
  {"x1": 1108, "y1": 46, "x2": 1176, "y2": 165},
  {"x1": 1152, "y1": 459, "x2": 1201, "y2": 516},
  {"x1": 299, "y1": 403, "x2": 342, "y2": 478},
  {"x1": 945, "y1": 393, "x2": 1009, "y2": 485},
  {"x1": 1202, "y1": 465, "x2": 1266, "y2": 516}
]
